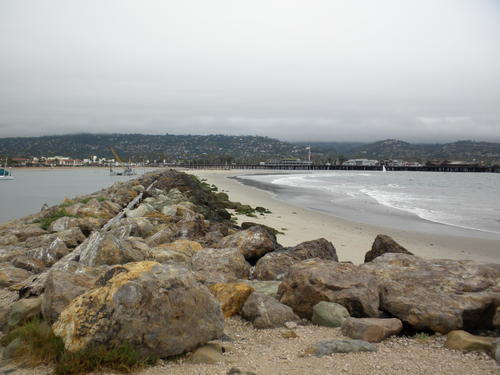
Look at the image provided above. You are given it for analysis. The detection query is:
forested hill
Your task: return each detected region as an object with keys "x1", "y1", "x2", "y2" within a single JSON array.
[
  {"x1": 0, "y1": 133, "x2": 304, "y2": 162},
  {"x1": 1, "y1": 134, "x2": 499, "y2": 164}
]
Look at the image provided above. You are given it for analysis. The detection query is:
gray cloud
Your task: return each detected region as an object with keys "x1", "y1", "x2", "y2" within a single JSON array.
[{"x1": 0, "y1": 0, "x2": 499, "y2": 142}]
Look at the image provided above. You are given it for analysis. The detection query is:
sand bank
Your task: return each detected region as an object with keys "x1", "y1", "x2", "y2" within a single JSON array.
[{"x1": 185, "y1": 169, "x2": 500, "y2": 264}]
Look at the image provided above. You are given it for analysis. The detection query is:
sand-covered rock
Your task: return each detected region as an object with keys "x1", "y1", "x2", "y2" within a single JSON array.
[
  {"x1": 242, "y1": 292, "x2": 300, "y2": 329},
  {"x1": 364, "y1": 234, "x2": 413, "y2": 263},
  {"x1": 304, "y1": 339, "x2": 378, "y2": 357},
  {"x1": 192, "y1": 248, "x2": 251, "y2": 284},
  {"x1": 217, "y1": 226, "x2": 280, "y2": 264},
  {"x1": 341, "y1": 317, "x2": 403, "y2": 342},
  {"x1": 278, "y1": 259, "x2": 380, "y2": 319},
  {"x1": 53, "y1": 261, "x2": 224, "y2": 357},
  {"x1": 253, "y1": 238, "x2": 338, "y2": 280},
  {"x1": 361, "y1": 254, "x2": 500, "y2": 333},
  {"x1": 445, "y1": 330, "x2": 496, "y2": 353},
  {"x1": 209, "y1": 282, "x2": 254, "y2": 317}
]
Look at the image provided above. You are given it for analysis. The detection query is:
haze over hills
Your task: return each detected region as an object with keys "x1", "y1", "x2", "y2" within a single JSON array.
[{"x1": 0, "y1": 134, "x2": 499, "y2": 164}]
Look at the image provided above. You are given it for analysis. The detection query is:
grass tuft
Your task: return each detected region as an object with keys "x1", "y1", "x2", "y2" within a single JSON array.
[
  {"x1": 34, "y1": 208, "x2": 74, "y2": 230},
  {"x1": 1, "y1": 317, "x2": 156, "y2": 375}
]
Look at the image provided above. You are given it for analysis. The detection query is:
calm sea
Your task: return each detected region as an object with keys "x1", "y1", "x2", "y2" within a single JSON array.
[
  {"x1": 237, "y1": 171, "x2": 500, "y2": 240},
  {"x1": 0, "y1": 168, "x2": 157, "y2": 224}
]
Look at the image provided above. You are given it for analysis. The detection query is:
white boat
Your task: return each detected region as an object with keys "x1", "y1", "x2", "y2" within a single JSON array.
[
  {"x1": 0, "y1": 159, "x2": 14, "y2": 180},
  {"x1": 382, "y1": 165, "x2": 387, "y2": 173}
]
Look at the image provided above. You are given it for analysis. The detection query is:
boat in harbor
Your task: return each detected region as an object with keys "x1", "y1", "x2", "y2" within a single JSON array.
[{"x1": 0, "y1": 159, "x2": 14, "y2": 180}]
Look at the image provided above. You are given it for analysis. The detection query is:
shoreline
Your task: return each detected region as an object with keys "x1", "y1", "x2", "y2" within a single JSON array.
[{"x1": 185, "y1": 168, "x2": 500, "y2": 264}]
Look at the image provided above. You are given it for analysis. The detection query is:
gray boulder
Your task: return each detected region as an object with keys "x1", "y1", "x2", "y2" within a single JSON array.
[
  {"x1": 241, "y1": 292, "x2": 300, "y2": 329},
  {"x1": 217, "y1": 226, "x2": 280, "y2": 263},
  {"x1": 192, "y1": 248, "x2": 251, "y2": 284},
  {"x1": 278, "y1": 259, "x2": 380, "y2": 319},
  {"x1": 53, "y1": 262, "x2": 224, "y2": 358},
  {"x1": 7, "y1": 297, "x2": 42, "y2": 330},
  {"x1": 0, "y1": 263, "x2": 31, "y2": 287},
  {"x1": 341, "y1": 317, "x2": 403, "y2": 342},
  {"x1": 254, "y1": 238, "x2": 338, "y2": 280},
  {"x1": 312, "y1": 301, "x2": 350, "y2": 328},
  {"x1": 361, "y1": 254, "x2": 500, "y2": 333},
  {"x1": 42, "y1": 261, "x2": 103, "y2": 323},
  {"x1": 364, "y1": 234, "x2": 413, "y2": 263}
]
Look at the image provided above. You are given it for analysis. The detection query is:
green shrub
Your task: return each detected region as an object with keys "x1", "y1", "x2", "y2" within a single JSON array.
[
  {"x1": 1, "y1": 317, "x2": 65, "y2": 366},
  {"x1": 54, "y1": 342, "x2": 157, "y2": 375},
  {"x1": 34, "y1": 208, "x2": 74, "y2": 230}
]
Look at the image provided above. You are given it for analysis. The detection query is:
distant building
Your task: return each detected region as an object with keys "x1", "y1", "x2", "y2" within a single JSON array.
[
  {"x1": 343, "y1": 159, "x2": 379, "y2": 166},
  {"x1": 262, "y1": 158, "x2": 312, "y2": 167}
]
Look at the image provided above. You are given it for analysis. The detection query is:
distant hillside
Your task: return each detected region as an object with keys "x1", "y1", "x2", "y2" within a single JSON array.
[
  {"x1": 0, "y1": 133, "x2": 305, "y2": 163},
  {"x1": 345, "y1": 139, "x2": 500, "y2": 163},
  {"x1": 1, "y1": 134, "x2": 499, "y2": 164}
]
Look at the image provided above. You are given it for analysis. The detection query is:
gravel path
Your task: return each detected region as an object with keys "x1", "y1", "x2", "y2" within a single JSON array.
[{"x1": 134, "y1": 317, "x2": 498, "y2": 375}]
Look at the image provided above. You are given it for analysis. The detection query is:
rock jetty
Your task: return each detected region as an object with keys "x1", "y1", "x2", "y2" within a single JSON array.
[{"x1": 0, "y1": 169, "x2": 498, "y2": 374}]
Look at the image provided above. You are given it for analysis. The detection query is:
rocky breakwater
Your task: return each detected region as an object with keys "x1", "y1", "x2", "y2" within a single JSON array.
[{"x1": 0, "y1": 169, "x2": 499, "y2": 373}]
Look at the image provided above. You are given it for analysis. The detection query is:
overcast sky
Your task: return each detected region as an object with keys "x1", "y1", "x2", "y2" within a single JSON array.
[{"x1": 1, "y1": 0, "x2": 499, "y2": 142}]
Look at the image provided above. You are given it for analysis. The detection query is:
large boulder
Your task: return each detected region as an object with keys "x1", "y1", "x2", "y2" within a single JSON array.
[
  {"x1": 79, "y1": 233, "x2": 149, "y2": 267},
  {"x1": 145, "y1": 227, "x2": 176, "y2": 247},
  {"x1": 53, "y1": 262, "x2": 224, "y2": 357},
  {"x1": 254, "y1": 238, "x2": 338, "y2": 280},
  {"x1": 217, "y1": 226, "x2": 280, "y2": 264},
  {"x1": 0, "y1": 263, "x2": 31, "y2": 287},
  {"x1": 341, "y1": 317, "x2": 402, "y2": 343},
  {"x1": 364, "y1": 234, "x2": 413, "y2": 263},
  {"x1": 48, "y1": 217, "x2": 80, "y2": 232},
  {"x1": 25, "y1": 238, "x2": 70, "y2": 267},
  {"x1": 42, "y1": 261, "x2": 104, "y2": 323},
  {"x1": 56, "y1": 227, "x2": 86, "y2": 248},
  {"x1": 209, "y1": 282, "x2": 254, "y2": 317},
  {"x1": 278, "y1": 259, "x2": 380, "y2": 319},
  {"x1": 361, "y1": 254, "x2": 500, "y2": 333},
  {"x1": 192, "y1": 248, "x2": 251, "y2": 284},
  {"x1": 241, "y1": 292, "x2": 300, "y2": 329}
]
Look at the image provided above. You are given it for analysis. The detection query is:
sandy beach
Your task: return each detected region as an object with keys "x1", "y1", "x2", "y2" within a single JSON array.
[{"x1": 185, "y1": 169, "x2": 500, "y2": 264}]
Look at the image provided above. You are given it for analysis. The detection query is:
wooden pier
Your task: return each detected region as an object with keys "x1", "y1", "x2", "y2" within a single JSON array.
[{"x1": 174, "y1": 163, "x2": 499, "y2": 173}]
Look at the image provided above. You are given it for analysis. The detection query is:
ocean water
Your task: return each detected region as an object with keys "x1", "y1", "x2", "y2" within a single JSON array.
[
  {"x1": 237, "y1": 171, "x2": 500, "y2": 240},
  {"x1": 0, "y1": 168, "x2": 157, "y2": 224}
]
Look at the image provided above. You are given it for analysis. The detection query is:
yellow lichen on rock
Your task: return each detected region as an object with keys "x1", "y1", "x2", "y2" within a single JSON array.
[
  {"x1": 209, "y1": 282, "x2": 254, "y2": 317},
  {"x1": 158, "y1": 240, "x2": 203, "y2": 255},
  {"x1": 53, "y1": 261, "x2": 160, "y2": 352}
]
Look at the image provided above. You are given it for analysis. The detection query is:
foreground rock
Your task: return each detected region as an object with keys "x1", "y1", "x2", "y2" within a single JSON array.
[
  {"x1": 312, "y1": 301, "x2": 350, "y2": 328},
  {"x1": 217, "y1": 226, "x2": 280, "y2": 264},
  {"x1": 362, "y1": 254, "x2": 500, "y2": 333},
  {"x1": 364, "y1": 234, "x2": 413, "y2": 263},
  {"x1": 304, "y1": 339, "x2": 378, "y2": 357},
  {"x1": 341, "y1": 317, "x2": 403, "y2": 343},
  {"x1": 53, "y1": 262, "x2": 224, "y2": 357},
  {"x1": 242, "y1": 292, "x2": 300, "y2": 329},
  {"x1": 253, "y1": 238, "x2": 338, "y2": 280},
  {"x1": 278, "y1": 259, "x2": 380, "y2": 319},
  {"x1": 445, "y1": 330, "x2": 496, "y2": 353},
  {"x1": 7, "y1": 296, "x2": 42, "y2": 330},
  {"x1": 42, "y1": 261, "x2": 104, "y2": 323}
]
